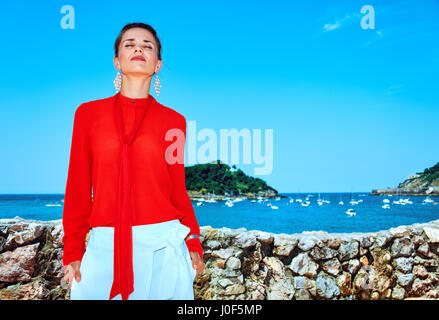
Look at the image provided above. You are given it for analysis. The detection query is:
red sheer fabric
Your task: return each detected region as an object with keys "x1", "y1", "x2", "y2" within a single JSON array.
[{"x1": 62, "y1": 92, "x2": 203, "y2": 300}]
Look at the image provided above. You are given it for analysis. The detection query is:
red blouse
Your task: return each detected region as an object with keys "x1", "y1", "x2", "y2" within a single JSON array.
[{"x1": 62, "y1": 91, "x2": 203, "y2": 300}]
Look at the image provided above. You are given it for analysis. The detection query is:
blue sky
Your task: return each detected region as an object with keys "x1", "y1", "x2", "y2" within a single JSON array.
[{"x1": 0, "y1": 0, "x2": 438, "y2": 194}]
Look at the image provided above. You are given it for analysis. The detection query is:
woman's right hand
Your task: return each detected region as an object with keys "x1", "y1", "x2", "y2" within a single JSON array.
[{"x1": 63, "y1": 260, "x2": 81, "y2": 285}]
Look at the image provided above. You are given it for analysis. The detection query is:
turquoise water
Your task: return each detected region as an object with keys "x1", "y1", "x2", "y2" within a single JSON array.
[{"x1": 0, "y1": 193, "x2": 438, "y2": 234}]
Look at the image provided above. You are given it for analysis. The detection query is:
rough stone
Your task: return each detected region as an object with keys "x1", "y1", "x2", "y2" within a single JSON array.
[
  {"x1": 337, "y1": 272, "x2": 352, "y2": 297},
  {"x1": 310, "y1": 245, "x2": 337, "y2": 260},
  {"x1": 297, "y1": 236, "x2": 317, "y2": 251},
  {"x1": 392, "y1": 285, "x2": 405, "y2": 300},
  {"x1": 338, "y1": 240, "x2": 359, "y2": 261},
  {"x1": 0, "y1": 243, "x2": 40, "y2": 282},
  {"x1": 225, "y1": 257, "x2": 241, "y2": 270},
  {"x1": 423, "y1": 227, "x2": 439, "y2": 243},
  {"x1": 316, "y1": 273, "x2": 340, "y2": 299},
  {"x1": 233, "y1": 232, "x2": 257, "y2": 250},
  {"x1": 391, "y1": 237, "x2": 414, "y2": 257},
  {"x1": 289, "y1": 253, "x2": 319, "y2": 278},
  {"x1": 273, "y1": 235, "x2": 297, "y2": 258},
  {"x1": 322, "y1": 258, "x2": 341, "y2": 276},
  {"x1": 394, "y1": 257, "x2": 414, "y2": 274},
  {"x1": 397, "y1": 272, "x2": 414, "y2": 287}
]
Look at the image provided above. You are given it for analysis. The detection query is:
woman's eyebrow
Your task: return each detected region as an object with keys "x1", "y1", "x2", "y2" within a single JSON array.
[{"x1": 123, "y1": 38, "x2": 154, "y2": 44}]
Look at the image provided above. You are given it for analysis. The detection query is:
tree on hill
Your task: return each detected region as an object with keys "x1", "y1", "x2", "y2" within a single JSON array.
[{"x1": 184, "y1": 161, "x2": 277, "y2": 195}]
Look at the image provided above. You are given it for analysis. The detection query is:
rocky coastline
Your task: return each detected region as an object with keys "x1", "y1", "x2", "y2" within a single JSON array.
[
  {"x1": 0, "y1": 216, "x2": 438, "y2": 300},
  {"x1": 371, "y1": 187, "x2": 439, "y2": 197}
]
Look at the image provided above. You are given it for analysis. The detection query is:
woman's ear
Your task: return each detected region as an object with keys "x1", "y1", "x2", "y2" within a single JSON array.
[
  {"x1": 155, "y1": 60, "x2": 163, "y2": 73},
  {"x1": 113, "y1": 56, "x2": 120, "y2": 70}
]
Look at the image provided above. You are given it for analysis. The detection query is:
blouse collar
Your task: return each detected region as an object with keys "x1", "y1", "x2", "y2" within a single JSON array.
[{"x1": 115, "y1": 91, "x2": 154, "y2": 108}]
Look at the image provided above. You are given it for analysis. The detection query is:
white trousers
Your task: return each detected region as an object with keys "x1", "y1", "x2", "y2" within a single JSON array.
[{"x1": 70, "y1": 219, "x2": 197, "y2": 300}]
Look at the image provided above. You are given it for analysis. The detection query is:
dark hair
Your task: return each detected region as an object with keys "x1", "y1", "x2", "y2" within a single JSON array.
[{"x1": 114, "y1": 22, "x2": 162, "y2": 60}]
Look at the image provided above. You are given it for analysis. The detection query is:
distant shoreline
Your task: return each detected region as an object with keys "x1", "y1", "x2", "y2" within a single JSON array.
[{"x1": 370, "y1": 189, "x2": 439, "y2": 197}]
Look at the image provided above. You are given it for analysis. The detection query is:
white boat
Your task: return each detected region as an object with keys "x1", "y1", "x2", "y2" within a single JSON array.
[
  {"x1": 349, "y1": 200, "x2": 359, "y2": 205},
  {"x1": 423, "y1": 197, "x2": 434, "y2": 204},
  {"x1": 301, "y1": 201, "x2": 310, "y2": 207},
  {"x1": 382, "y1": 204, "x2": 390, "y2": 209},
  {"x1": 271, "y1": 205, "x2": 279, "y2": 210},
  {"x1": 382, "y1": 199, "x2": 390, "y2": 203},
  {"x1": 46, "y1": 204, "x2": 61, "y2": 207},
  {"x1": 346, "y1": 208, "x2": 356, "y2": 216},
  {"x1": 295, "y1": 199, "x2": 303, "y2": 203},
  {"x1": 339, "y1": 201, "x2": 344, "y2": 205},
  {"x1": 393, "y1": 198, "x2": 412, "y2": 205},
  {"x1": 289, "y1": 198, "x2": 294, "y2": 203},
  {"x1": 251, "y1": 199, "x2": 256, "y2": 202},
  {"x1": 196, "y1": 202, "x2": 204, "y2": 206},
  {"x1": 225, "y1": 200, "x2": 234, "y2": 207},
  {"x1": 275, "y1": 197, "x2": 281, "y2": 201}
]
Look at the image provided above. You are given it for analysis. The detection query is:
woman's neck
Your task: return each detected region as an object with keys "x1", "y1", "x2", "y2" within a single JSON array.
[{"x1": 120, "y1": 74, "x2": 152, "y2": 99}]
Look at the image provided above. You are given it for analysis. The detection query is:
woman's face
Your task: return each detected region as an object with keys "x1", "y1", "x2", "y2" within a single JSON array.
[{"x1": 113, "y1": 27, "x2": 162, "y2": 77}]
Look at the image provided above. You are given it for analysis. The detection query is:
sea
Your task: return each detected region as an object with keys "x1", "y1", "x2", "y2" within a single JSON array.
[{"x1": 0, "y1": 193, "x2": 438, "y2": 235}]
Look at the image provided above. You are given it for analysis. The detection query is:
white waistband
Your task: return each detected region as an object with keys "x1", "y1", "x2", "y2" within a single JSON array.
[{"x1": 87, "y1": 219, "x2": 190, "y2": 252}]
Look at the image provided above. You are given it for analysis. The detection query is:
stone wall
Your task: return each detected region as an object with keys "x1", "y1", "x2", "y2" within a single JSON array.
[{"x1": 1, "y1": 216, "x2": 439, "y2": 300}]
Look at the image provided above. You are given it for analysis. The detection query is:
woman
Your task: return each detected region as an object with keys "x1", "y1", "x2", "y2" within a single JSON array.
[{"x1": 61, "y1": 22, "x2": 205, "y2": 300}]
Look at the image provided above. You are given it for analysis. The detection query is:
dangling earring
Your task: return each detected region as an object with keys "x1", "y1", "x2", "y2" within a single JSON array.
[
  {"x1": 154, "y1": 73, "x2": 161, "y2": 97},
  {"x1": 113, "y1": 70, "x2": 121, "y2": 92}
]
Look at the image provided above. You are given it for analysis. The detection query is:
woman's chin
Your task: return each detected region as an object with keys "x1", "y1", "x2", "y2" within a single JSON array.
[{"x1": 125, "y1": 69, "x2": 152, "y2": 76}]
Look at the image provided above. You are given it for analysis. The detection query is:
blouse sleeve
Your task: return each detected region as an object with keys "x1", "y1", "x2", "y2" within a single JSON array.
[
  {"x1": 61, "y1": 104, "x2": 93, "y2": 266},
  {"x1": 167, "y1": 116, "x2": 204, "y2": 260}
]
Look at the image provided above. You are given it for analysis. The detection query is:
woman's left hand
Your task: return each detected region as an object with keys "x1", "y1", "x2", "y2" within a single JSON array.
[{"x1": 189, "y1": 251, "x2": 205, "y2": 277}]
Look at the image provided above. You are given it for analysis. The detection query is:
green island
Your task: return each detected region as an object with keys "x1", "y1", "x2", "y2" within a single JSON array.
[{"x1": 184, "y1": 160, "x2": 281, "y2": 200}]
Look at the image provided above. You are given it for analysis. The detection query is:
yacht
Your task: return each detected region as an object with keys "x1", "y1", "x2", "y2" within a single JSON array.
[
  {"x1": 301, "y1": 201, "x2": 310, "y2": 207},
  {"x1": 346, "y1": 208, "x2": 356, "y2": 216},
  {"x1": 423, "y1": 197, "x2": 434, "y2": 204},
  {"x1": 382, "y1": 204, "x2": 390, "y2": 209},
  {"x1": 225, "y1": 200, "x2": 234, "y2": 207}
]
